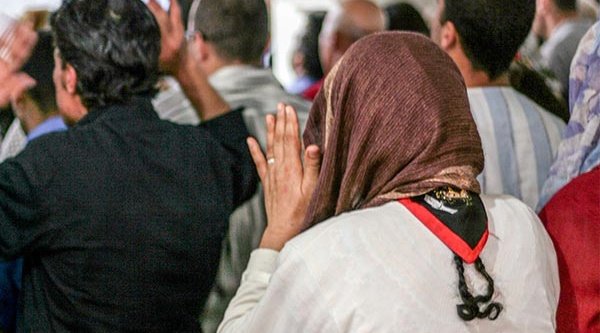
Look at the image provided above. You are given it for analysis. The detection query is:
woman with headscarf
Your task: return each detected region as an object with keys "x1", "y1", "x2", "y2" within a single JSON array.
[
  {"x1": 218, "y1": 32, "x2": 559, "y2": 333},
  {"x1": 538, "y1": 22, "x2": 600, "y2": 333}
]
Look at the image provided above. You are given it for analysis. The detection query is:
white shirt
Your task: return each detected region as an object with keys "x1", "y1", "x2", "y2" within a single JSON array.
[
  {"x1": 219, "y1": 195, "x2": 559, "y2": 333},
  {"x1": 467, "y1": 87, "x2": 565, "y2": 208}
]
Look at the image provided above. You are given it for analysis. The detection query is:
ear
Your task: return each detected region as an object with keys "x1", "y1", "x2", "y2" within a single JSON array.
[
  {"x1": 190, "y1": 33, "x2": 210, "y2": 62},
  {"x1": 439, "y1": 21, "x2": 458, "y2": 51},
  {"x1": 63, "y1": 63, "x2": 78, "y2": 95}
]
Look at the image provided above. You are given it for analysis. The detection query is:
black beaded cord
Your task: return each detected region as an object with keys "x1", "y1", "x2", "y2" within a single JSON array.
[{"x1": 453, "y1": 255, "x2": 503, "y2": 321}]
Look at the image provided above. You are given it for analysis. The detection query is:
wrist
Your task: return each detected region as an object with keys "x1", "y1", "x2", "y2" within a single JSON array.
[{"x1": 259, "y1": 226, "x2": 300, "y2": 251}]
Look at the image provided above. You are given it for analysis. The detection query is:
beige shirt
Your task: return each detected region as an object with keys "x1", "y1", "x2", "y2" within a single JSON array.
[{"x1": 218, "y1": 195, "x2": 559, "y2": 333}]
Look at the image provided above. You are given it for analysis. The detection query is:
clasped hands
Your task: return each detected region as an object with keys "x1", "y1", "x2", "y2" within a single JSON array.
[{"x1": 247, "y1": 104, "x2": 322, "y2": 251}]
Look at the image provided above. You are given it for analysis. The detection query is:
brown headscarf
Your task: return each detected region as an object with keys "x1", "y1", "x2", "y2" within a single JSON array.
[{"x1": 303, "y1": 32, "x2": 484, "y2": 226}]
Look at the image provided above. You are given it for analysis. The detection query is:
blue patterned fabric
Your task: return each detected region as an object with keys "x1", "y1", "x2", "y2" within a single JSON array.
[{"x1": 538, "y1": 22, "x2": 600, "y2": 211}]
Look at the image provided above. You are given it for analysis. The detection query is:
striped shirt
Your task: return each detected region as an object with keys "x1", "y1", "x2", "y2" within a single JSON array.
[{"x1": 467, "y1": 87, "x2": 565, "y2": 208}]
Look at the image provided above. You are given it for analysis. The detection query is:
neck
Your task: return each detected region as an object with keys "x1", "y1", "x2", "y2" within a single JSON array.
[
  {"x1": 448, "y1": 48, "x2": 510, "y2": 88},
  {"x1": 205, "y1": 57, "x2": 259, "y2": 77},
  {"x1": 545, "y1": 11, "x2": 579, "y2": 38},
  {"x1": 462, "y1": 70, "x2": 510, "y2": 88}
]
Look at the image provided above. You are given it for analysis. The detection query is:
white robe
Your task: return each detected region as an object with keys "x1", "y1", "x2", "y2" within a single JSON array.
[{"x1": 218, "y1": 195, "x2": 559, "y2": 333}]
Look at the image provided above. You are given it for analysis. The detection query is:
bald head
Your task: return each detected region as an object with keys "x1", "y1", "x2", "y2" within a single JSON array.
[{"x1": 319, "y1": 0, "x2": 385, "y2": 73}]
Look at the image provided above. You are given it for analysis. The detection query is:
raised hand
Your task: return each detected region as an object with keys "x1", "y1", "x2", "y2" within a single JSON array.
[
  {"x1": 247, "y1": 104, "x2": 321, "y2": 251},
  {"x1": 147, "y1": 0, "x2": 185, "y2": 74},
  {"x1": 0, "y1": 20, "x2": 37, "y2": 107}
]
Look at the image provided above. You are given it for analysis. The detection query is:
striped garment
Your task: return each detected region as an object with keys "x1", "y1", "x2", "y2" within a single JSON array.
[{"x1": 467, "y1": 87, "x2": 565, "y2": 208}]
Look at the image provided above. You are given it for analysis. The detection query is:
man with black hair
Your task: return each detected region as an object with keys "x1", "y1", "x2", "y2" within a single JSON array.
[
  {"x1": 0, "y1": 0, "x2": 257, "y2": 330},
  {"x1": 149, "y1": 1, "x2": 310, "y2": 331},
  {"x1": 431, "y1": 0, "x2": 565, "y2": 209},
  {"x1": 533, "y1": 0, "x2": 593, "y2": 102}
]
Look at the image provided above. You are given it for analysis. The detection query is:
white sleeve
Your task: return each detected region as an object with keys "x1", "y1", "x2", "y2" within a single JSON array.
[
  {"x1": 217, "y1": 247, "x2": 340, "y2": 333},
  {"x1": 217, "y1": 248, "x2": 278, "y2": 333}
]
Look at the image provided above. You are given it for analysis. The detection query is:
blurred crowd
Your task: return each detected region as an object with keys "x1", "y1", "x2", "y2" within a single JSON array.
[{"x1": 0, "y1": 0, "x2": 597, "y2": 332}]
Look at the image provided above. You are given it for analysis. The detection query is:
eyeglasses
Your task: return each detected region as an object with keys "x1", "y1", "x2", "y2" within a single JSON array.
[{"x1": 185, "y1": 30, "x2": 197, "y2": 42}]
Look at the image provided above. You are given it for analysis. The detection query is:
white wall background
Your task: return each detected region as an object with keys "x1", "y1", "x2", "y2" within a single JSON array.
[
  {"x1": 0, "y1": 0, "x2": 436, "y2": 88},
  {"x1": 1, "y1": 0, "x2": 62, "y2": 18}
]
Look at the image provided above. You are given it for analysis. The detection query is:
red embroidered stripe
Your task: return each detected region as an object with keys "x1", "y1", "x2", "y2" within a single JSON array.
[{"x1": 399, "y1": 198, "x2": 488, "y2": 264}]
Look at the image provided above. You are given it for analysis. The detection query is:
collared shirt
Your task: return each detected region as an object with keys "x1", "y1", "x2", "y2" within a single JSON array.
[
  {"x1": 26, "y1": 115, "x2": 67, "y2": 142},
  {"x1": 0, "y1": 97, "x2": 256, "y2": 331},
  {"x1": 467, "y1": 87, "x2": 565, "y2": 208},
  {"x1": 218, "y1": 196, "x2": 559, "y2": 333}
]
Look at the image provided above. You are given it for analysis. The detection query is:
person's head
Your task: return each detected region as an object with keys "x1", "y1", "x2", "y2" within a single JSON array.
[
  {"x1": 533, "y1": 0, "x2": 578, "y2": 39},
  {"x1": 295, "y1": 11, "x2": 326, "y2": 80},
  {"x1": 187, "y1": 0, "x2": 269, "y2": 74},
  {"x1": 50, "y1": 0, "x2": 161, "y2": 125},
  {"x1": 303, "y1": 32, "x2": 483, "y2": 226},
  {"x1": 319, "y1": 0, "x2": 385, "y2": 74},
  {"x1": 13, "y1": 31, "x2": 57, "y2": 117},
  {"x1": 385, "y1": 2, "x2": 430, "y2": 36},
  {"x1": 431, "y1": 0, "x2": 535, "y2": 83}
]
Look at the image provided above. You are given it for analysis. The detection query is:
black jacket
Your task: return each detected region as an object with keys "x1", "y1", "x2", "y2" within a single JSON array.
[{"x1": 0, "y1": 97, "x2": 257, "y2": 332}]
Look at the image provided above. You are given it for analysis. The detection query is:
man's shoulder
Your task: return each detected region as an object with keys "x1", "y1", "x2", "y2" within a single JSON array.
[{"x1": 214, "y1": 66, "x2": 312, "y2": 114}]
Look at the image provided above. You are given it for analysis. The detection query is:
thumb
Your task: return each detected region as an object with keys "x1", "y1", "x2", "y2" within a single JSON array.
[{"x1": 302, "y1": 145, "x2": 321, "y2": 195}]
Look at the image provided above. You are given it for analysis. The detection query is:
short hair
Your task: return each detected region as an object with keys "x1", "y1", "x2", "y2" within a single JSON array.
[
  {"x1": 385, "y1": 3, "x2": 430, "y2": 36},
  {"x1": 50, "y1": 0, "x2": 161, "y2": 109},
  {"x1": 298, "y1": 11, "x2": 326, "y2": 79},
  {"x1": 553, "y1": 0, "x2": 577, "y2": 11},
  {"x1": 22, "y1": 31, "x2": 57, "y2": 114},
  {"x1": 191, "y1": 0, "x2": 269, "y2": 64},
  {"x1": 441, "y1": 0, "x2": 535, "y2": 80}
]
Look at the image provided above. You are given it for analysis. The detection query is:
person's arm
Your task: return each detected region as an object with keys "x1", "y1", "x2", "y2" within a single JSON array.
[
  {"x1": 217, "y1": 105, "x2": 324, "y2": 331},
  {"x1": 147, "y1": 0, "x2": 229, "y2": 121},
  {"x1": 200, "y1": 108, "x2": 258, "y2": 208},
  {"x1": 0, "y1": 157, "x2": 46, "y2": 259},
  {"x1": 217, "y1": 248, "x2": 279, "y2": 332},
  {"x1": 218, "y1": 247, "x2": 340, "y2": 333}
]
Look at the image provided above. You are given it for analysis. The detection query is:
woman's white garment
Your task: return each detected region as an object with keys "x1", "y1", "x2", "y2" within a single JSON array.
[{"x1": 218, "y1": 195, "x2": 559, "y2": 333}]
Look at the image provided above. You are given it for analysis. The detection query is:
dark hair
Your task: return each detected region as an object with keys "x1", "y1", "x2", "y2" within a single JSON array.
[
  {"x1": 50, "y1": 0, "x2": 161, "y2": 109},
  {"x1": 509, "y1": 61, "x2": 570, "y2": 122},
  {"x1": 385, "y1": 3, "x2": 429, "y2": 36},
  {"x1": 298, "y1": 11, "x2": 326, "y2": 80},
  {"x1": 441, "y1": 0, "x2": 535, "y2": 80},
  {"x1": 22, "y1": 31, "x2": 57, "y2": 114},
  {"x1": 193, "y1": 0, "x2": 269, "y2": 64},
  {"x1": 554, "y1": 0, "x2": 577, "y2": 11}
]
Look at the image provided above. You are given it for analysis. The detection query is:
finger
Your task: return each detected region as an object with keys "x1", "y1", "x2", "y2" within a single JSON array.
[
  {"x1": 265, "y1": 114, "x2": 275, "y2": 160},
  {"x1": 284, "y1": 105, "x2": 302, "y2": 171},
  {"x1": 169, "y1": 0, "x2": 183, "y2": 31},
  {"x1": 0, "y1": 73, "x2": 34, "y2": 108},
  {"x1": 10, "y1": 72, "x2": 35, "y2": 99},
  {"x1": 302, "y1": 145, "x2": 321, "y2": 196},
  {"x1": 147, "y1": 0, "x2": 169, "y2": 24},
  {"x1": 247, "y1": 137, "x2": 268, "y2": 183},
  {"x1": 274, "y1": 103, "x2": 286, "y2": 162},
  {"x1": 10, "y1": 25, "x2": 36, "y2": 69}
]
